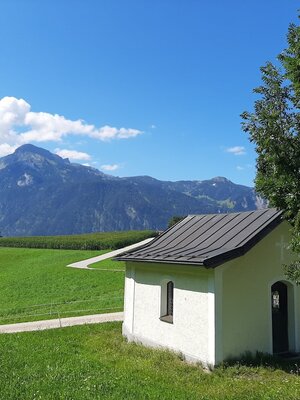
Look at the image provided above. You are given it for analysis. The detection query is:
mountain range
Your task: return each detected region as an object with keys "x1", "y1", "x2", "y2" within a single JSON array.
[{"x1": 0, "y1": 144, "x2": 266, "y2": 236}]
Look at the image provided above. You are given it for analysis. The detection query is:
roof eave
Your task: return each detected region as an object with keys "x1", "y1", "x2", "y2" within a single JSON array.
[{"x1": 115, "y1": 256, "x2": 208, "y2": 267}]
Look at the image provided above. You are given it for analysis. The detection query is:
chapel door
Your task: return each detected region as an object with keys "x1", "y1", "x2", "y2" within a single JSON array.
[{"x1": 271, "y1": 281, "x2": 289, "y2": 354}]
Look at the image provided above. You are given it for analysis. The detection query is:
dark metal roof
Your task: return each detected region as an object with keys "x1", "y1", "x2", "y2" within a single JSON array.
[{"x1": 116, "y1": 208, "x2": 283, "y2": 268}]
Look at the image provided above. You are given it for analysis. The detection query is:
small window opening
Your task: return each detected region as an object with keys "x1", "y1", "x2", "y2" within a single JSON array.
[
  {"x1": 272, "y1": 291, "x2": 280, "y2": 310},
  {"x1": 160, "y1": 281, "x2": 174, "y2": 324},
  {"x1": 167, "y1": 281, "x2": 174, "y2": 317}
]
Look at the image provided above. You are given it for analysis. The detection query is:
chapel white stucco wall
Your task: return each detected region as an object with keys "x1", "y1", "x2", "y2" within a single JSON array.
[
  {"x1": 216, "y1": 222, "x2": 300, "y2": 363},
  {"x1": 123, "y1": 262, "x2": 215, "y2": 365},
  {"x1": 123, "y1": 221, "x2": 300, "y2": 366}
]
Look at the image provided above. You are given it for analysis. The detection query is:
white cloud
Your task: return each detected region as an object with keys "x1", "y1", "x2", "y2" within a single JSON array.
[
  {"x1": 0, "y1": 97, "x2": 30, "y2": 132},
  {"x1": 100, "y1": 163, "x2": 120, "y2": 171},
  {"x1": 237, "y1": 163, "x2": 253, "y2": 171},
  {"x1": 150, "y1": 124, "x2": 156, "y2": 129},
  {"x1": 55, "y1": 148, "x2": 91, "y2": 161},
  {"x1": 0, "y1": 143, "x2": 17, "y2": 157},
  {"x1": 89, "y1": 125, "x2": 141, "y2": 141},
  {"x1": 225, "y1": 146, "x2": 246, "y2": 156},
  {"x1": 0, "y1": 96, "x2": 143, "y2": 155}
]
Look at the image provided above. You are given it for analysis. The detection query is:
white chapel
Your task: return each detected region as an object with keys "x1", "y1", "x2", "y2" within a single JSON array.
[{"x1": 117, "y1": 208, "x2": 300, "y2": 366}]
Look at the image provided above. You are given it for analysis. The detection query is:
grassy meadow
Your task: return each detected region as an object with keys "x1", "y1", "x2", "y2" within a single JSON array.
[
  {"x1": 0, "y1": 229, "x2": 155, "y2": 324},
  {"x1": 1, "y1": 232, "x2": 300, "y2": 399},
  {"x1": 1, "y1": 322, "x2": 300, "y2": 400},
  {"x1": 0, "y1": 247, "x2": 124, "y2": 324}
]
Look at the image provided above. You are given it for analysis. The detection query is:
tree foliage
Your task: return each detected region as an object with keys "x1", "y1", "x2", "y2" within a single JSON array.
[
  {"x1": 168, "y1": 215, "x2": 186, "y2": 228},
  {"x1": 241, "y1": 19, "x2": 300, "y2": 283}
]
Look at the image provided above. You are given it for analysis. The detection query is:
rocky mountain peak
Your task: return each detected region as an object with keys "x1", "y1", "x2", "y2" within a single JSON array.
[
  {"x1": 11, "y1": 144, "x2": 70, "y2": 166},
  {"x1": 211, "y1": 176, "x2": 230, "y2": 183}
]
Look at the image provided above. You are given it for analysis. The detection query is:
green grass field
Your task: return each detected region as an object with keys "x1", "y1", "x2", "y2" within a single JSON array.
[
  {"x1": 91, "y1": 257, "x2": 125, "y2": 271},
  {"x1": 0, "y1": 248, "x2": 124, "y2": 324},
  {"x1": 0, "y1": 322, "x2": 299, "y2": 400},
  {"x1": 1, "y1": 238, "x2": 299, "y2": 399}
]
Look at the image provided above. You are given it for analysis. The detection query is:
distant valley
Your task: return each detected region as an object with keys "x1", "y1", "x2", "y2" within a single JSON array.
[{"x1": 0, "y1": 144, "x2": 266, "y2": 236}]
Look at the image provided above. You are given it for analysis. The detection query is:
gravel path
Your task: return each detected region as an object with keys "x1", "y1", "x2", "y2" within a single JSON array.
[
  {"x1": 0, "y1": 312, "x2": 124, "y2": 334},
  {"x1": 67, "y1": 237, "x2": 154, "y2": 269}
]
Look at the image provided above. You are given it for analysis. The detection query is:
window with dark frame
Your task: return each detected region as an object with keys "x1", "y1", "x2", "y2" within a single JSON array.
[
  {"x1": 272, "y1": 290, "x2": 280, "y2": 310},
  {"x1": 167, "y1": 281, "x2": 174, "y2": 317},
  {"x1": 160, "y1": 281, "x2": 174, "y2": 324}
]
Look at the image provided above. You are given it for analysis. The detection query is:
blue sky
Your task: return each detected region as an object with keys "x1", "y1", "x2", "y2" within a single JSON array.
[{"x1": 0, "y1": 0, "x2": 298, "y2": 186}]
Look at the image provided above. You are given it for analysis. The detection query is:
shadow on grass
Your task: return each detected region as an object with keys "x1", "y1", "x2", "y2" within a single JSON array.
[{"x1": 217, "y1": 351, "x2": 300, "y2": 375}]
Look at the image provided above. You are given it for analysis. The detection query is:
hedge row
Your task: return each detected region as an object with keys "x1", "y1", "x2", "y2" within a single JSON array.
[{"x1": 0, "y1": 230, "x2": 157, "y2": 250}]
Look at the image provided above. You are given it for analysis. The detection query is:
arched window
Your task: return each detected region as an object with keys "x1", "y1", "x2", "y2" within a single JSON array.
[
  {"x1": 160, "y1": 280, "x2": 174, "y2": 323},
  {"x1": 167, "y1": 281, "x2": 174, "y2": 317}
]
